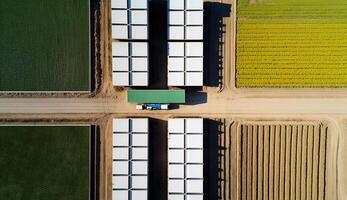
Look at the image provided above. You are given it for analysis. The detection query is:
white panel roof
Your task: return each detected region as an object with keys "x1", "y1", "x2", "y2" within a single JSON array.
[
  {"x1": 168, "y1": 72, "x2": 184, "y2": 86},
  {"x1": 186, "y1": 42, "x2": 203, "y2": 56},
  {"x1": 168, "y1": 180, "x2": 184, "y2": 193},
  {"x1": 185, "y1": 118, "x2": 203, "y2": 133},
  {"x1": 113, "y1": 176, "x2": 129, "y2": 189},
  {"x1": 112, "y1": 25, "x2": 128, "y2": 39},
  {"x1": 113, "y1": 72, "x2": 129, "y2": 86},
  {"x1": 169, "y1": 0, "x2": 184, "y2": 9},
  {"x1": 113, "y1": 148, "x2": 129, "y2": 160},
  {"x1": 112, "y1": 10, "x2": 128, "y2": 24},
  {"x1": 132, "y1": 134, "x2": 148, "y2": 146},
  {"x1": 132, "y1": 176, "x2": 147, "y2": 188},
  {"x1": 185, "y1": 72, "x2": 203, "y2": 86},
  {"x1": 186, "y1": 0, "x2": 204, "y2": 10},
  {"x1": 186, "y1": 195, "x2": 204, "y2": 200},
  {"x1": 186, "y1": 179, "x2": 203, "y2": 193},
  {"x1": 131, "y1": 72, "x2": 148, "y2": 86},
  {"x1": 131, "y1": 26, "x2": 148, "y2": 39},
  {"x1": 169, "y1": 11, "x2": 184, "y2": 25},
  {"x1": 186, "y1": 11, "x2": 203, "y2": 25},
  {"x1": 132, "y1": 58, "x2": 148, "y2": 71},
  {"x1": 168, "y1": 164, "x2": 184, "y2": 178},
  {"x1": 169, "y1": 149, "x2": 184, "y2": 163},
  {"x1": 131, "y1": 10, "x2": 148, "y2": 25},
  {"x1": 169, "y1": 42, "x2": 184, "y2": 56},
  {"x1": 132, "y1": 191, "x2": 148, "y2": 200},
  {"x1": 112, "y1": 42, "x2": 129, "y2": 57},
  {"x1": 186, "y1": 26, "x2": 203, "y2": 40},
  {"x1": 113, "y1": 161, "x2": 129, "y2": 174},
  {"x1": 132, "y1": 161, "x2": 148, "y2": 174},
  {"x1": 113, "y1": 134, "x2": 129, "y2": 146},
  {"x1": 113, "y1": 190, "x2": 128, "y2": 200},
  {"x1": 112, "y1": 57, "x2": 129, "y2": 72},
  {"x1": 186, "y1": 164, "x2": 203, "y2": 178},
  {"x1": 169, "y1": 26, "x2": 184, "y2": 40},
  {"x1": 132, "y1": 147, "x2": 148, "y2": 160},
  {"x1": 186, "y1": 149, "x2": 203, "y2": 163},
  {"x1": 168, "y1": 58, "x2": 185, "y2": 71},
  {"x1": 132, "y1": 118, "x2": 148, "y2": 132},
  {"x1": 132, "y1": 42, "x2": 148, "y2": 56},
  {"x1": 130, "y1": 0, "x2": 148, "y2": 9},
  {"x1": 111, "y1": 0, "x2": 127, "y2": 9},
  {"x1": 168, "y1": 118, "x2": 185, "y2": 133},
  {"x1": 113, "y1": 118, "x2": 129, "y2": 132},
  {"x1": 169, "y1": 134, "x2": 185, "y2": 148},
  {"x1": 186, "y1": 135, "x2": 203, "y2": 148},
  {"x1": 186, "y1": 57, "x2": 203, "y2": 71}
]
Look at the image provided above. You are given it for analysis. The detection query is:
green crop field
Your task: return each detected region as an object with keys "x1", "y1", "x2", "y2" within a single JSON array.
[
  {"x1": 0, "y1": 0, "x2": 90, "y2": 91},
  {"x1": 0, "y1": 126, "x2": 90, "y2": 200},
  {"x1": 236, "y1": 0, "x2": 347, "y2": 87}
]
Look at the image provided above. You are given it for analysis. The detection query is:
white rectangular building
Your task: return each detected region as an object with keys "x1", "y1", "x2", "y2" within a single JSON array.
[
  {"x1": 168, "y1": 118, "x2": 204, "y2": 200},
  {"x1": 111, "y1": 0, "x2": 148, "y2": 40},
  {"x1": 112, "y1": 42, "x2": 148, "y2": 86},
  {"x1": 168, "y1": 42, "x2": 203, "y2": 86},
  {"x1": 112, "y1": 118, "x2": 149, "y2": 200},
  {"x1": 168, "y1": 0, "x2": 204, "y2": 40}
]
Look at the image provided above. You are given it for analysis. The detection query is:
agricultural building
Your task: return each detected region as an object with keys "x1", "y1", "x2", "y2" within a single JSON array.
[
  {"x1": 127, "y1": 89, "x2": 186, "y2": 103},
  {"x1": 168, "y1": 118, "x2": 204, "y2": 200},
  {"x1": 112, "y1": 118, "x2": 149, "y2": 200},
  {"x1": 112, "y1": 42, "x2": 148, "y2": 86}
]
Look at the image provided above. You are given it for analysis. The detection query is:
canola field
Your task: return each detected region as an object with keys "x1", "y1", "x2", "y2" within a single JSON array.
[{"x1": 236, "y1": 0, "x2": 347, "y2": 87}]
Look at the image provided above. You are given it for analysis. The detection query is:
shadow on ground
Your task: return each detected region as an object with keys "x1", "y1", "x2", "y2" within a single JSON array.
[{"x1": 204, "y1": 2, "x2": 231, "y2": 88}]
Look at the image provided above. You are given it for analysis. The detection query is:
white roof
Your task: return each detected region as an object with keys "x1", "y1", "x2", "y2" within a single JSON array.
[
  {"x1": 131, "y1": 72, "x2": 148, "y2": 86},
  {"x1": 113, "y1": 72, "x2": 129, "y2": 86},
  {"x1": 186, "y1": 149, "x2": 203, "y2": 163},
  {"x1": 186, "y1": 26, "x2": 203, "y2": 40},
  {"x1": 132, "y1": 58, "x2": 148, "y2": 71},
  {"x1": 168, "y1": 134, "x2": 184, "y2": 148},
  {"x1": 186, "y1": 135, "x2": 203, "y2": 148},
  {"x1": 132, "y1": 147, "x2": 148, "y2": 160},
  {"x1": 168, "y1": 72, "x2": 184, "y2": 86},
  {"x1": 112, "y1": 10, "x2": 128, "y2": 24},
  {"x1": 186, "y1": 164, "x2": 203, "y2": 178},
  {"x1": 186, "y1": 195, "x2": 203, "y2": 200},
  {"x1": 169, "y1": 26, "x2": 184, "y2": 40},
  {"x1": 132, "y1": 134, "x2": 148, "y2": 146},
  {"x1": 113, "y1": 119, "x2": 129, "y2": 132},
  {"x1": 186, "y1": 11, "x2": 203, "y2": 25},
  {"x1": 186, "y1": 0, "x2": 203, "y2": 10},
  {"x1": 131, "y1": 176, "x2": 147, "y2": 189},
  {"x1": 168, "y1": 118, "x2": 185, "y2": 133},
  {"x1": 113, "y1": 176, "x2": 129, "y2": 189},
  {"x1": 132, "y1": 161, "x2": 148, "y2": 174},
  {"x1": 186, "y1": 42, "x2": 203, "y2": 56},
  {"x1": 113, "y1": 161, "x2": 129, "y2": 174},
  {"x1": 113, "y1": 133, "x2": 129, "y2": 146},
  {"x1": 185, "y1": 118, "x2": 203, "y2": 133},
  {"x1": 169, "y1": 42, "x2": 184, "y2": 56},
  {"x1": 168, "y1": 58, "x2": 184, "y2": 71},
  {"x1": 132, "y1": 42, "x2": 148, "y2": 56},
  {"x1": 169, "y1": 11, "x2": 184, "y2": 25},
  {"x1": 186, "y1": 179, "x2": 203, "y2": 193},
  {"x1": 131, "y1": 10, "x2": 148, "y2": 25},
  {"x1": 112, "y1": 57, "x2": 129, "y2": 72},
  {"x1": 131, "y1": 191, "x2": 147, "y2": 200},
  {"x1": 186, "y1": 72, "x2": 203, "y2": 86},
  {"x1": 112, "y1": 42, "x2": 129, "y2": 57},
  {"x1": 133, "y1": 119, "x2": 147, "y2": 130},
  {"x1": 168, "y1": 164, "x2": 184, "y2": 178},
  {"x1": 111, "y1": 0, "x2": 127, "y2": 9},
  {"x1": 186, "y1": 57, "x2": 203, "y2": 71},
  {"x1": 168, "y1": 180, "x2": 184, "y2": 193},
  {"x1": 112, "y1": 25, "x2": 128, "y2": 39},
  {"x1": 168, "y1": 0, "x2": 184, "y2": 9},
  {"x1": 169, "y1": 149, "x2": 184, "y2": 163},
  {"x1": 113, "y1": 148, "x2": 129, "y2": 160},
  {"x1": 113, "y1": 190, "x2": 128, "y2": 200},
  {"x1": 130, "y1": 0, "x2": 148, "y2": 9},
  {"x1": 131, "y1": 25, "x2": 148, "y2": 39},
  {"x1": 169, "y1": 194, "x2": 185, "y2": 200}
]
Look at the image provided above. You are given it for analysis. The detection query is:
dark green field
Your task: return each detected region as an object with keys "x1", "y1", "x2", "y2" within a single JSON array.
[
  {"x1": 0, "y1": 126, "x2": 90, "y2": 200},
  {"x1": 0, "y1": 0, "x2": 90, "y2": 91}
]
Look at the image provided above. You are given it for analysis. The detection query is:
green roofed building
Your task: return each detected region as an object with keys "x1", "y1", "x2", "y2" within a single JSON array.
[{"x1": 128, "y1": 90, "x2": 185, "y2": 103}]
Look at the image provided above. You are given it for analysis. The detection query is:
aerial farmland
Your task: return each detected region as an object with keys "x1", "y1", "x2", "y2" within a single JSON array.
[
  {"x1": 236, "y1": 0, "x2": 347, "y2": 87},
  {"x1": 2, "y1": 0, "x2": 347, "y2": 200}
]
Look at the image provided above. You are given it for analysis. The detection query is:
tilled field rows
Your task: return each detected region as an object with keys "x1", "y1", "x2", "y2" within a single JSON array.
[{"x1": 233, "y1": 122, "x2": 328, "y2": 200}]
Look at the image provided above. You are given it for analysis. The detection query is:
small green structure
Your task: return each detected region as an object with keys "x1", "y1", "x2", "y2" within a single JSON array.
[{"x1": 128, "y1": 90, "x2": 186, "y2": 103}]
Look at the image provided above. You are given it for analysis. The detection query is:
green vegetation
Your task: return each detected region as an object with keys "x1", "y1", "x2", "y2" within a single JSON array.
[
  {"x1": 0, "y1": 126, "x2": 90, "y2": 200},
  {"x1": 0, "y1": 0, "x2": 90, "y2": 91},
  {"x1": 128, "y1": 90, "x2": 186, "y2": 103},
  {"x1": 237, "y1": 0, "x2": 347, "y2": 87}
]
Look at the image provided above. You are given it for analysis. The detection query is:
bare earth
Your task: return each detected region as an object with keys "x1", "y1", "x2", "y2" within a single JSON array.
[{"x1": 0, "y1": 0, "x2": 347, "y2": 199}]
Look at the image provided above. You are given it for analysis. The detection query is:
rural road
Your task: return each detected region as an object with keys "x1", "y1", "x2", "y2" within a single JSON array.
[{"x1": 0, "y1": 97, "x2": 346, "y2": 115}]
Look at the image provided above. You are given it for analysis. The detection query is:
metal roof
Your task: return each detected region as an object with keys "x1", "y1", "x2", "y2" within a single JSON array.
[{"x1": 127, "y1": 90, "x2": 186, "y2": 103}]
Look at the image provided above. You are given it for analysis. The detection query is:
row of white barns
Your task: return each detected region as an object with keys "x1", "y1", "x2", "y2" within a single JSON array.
[
  {"x1": 111, "y1": 0, "x2": 148, "y2": 40},
  {"x1": 112, "y1": 118, "x2": 149, "y2": 200},
  {"x1": 168, "y1": 42, "x2": 203, "y2": 86},
  {"x1": 168, "y1": 118, "x2": 204, "y2": 200},
  {"x1": 112, "y1": 42, "x2": 148, "y2": 86},
  {"x1": 168, "y1": 0, "x2": 204, "y2": 40}
]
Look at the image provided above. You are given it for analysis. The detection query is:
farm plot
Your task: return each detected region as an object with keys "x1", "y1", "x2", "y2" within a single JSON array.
[
  {"x1": 236, "y1": 0, "x2": 347, "y2": 87},
  {"x1": 0, "y1": 0, "x2": 90, "y2": 91},
  {"x1": 0, "y1": 126, "x2": 90, "y2": 200}
]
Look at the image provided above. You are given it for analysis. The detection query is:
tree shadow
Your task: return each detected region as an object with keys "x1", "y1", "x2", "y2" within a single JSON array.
[{"x1": 203, "y1": 2, "x2": 231, "y2": 88}]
